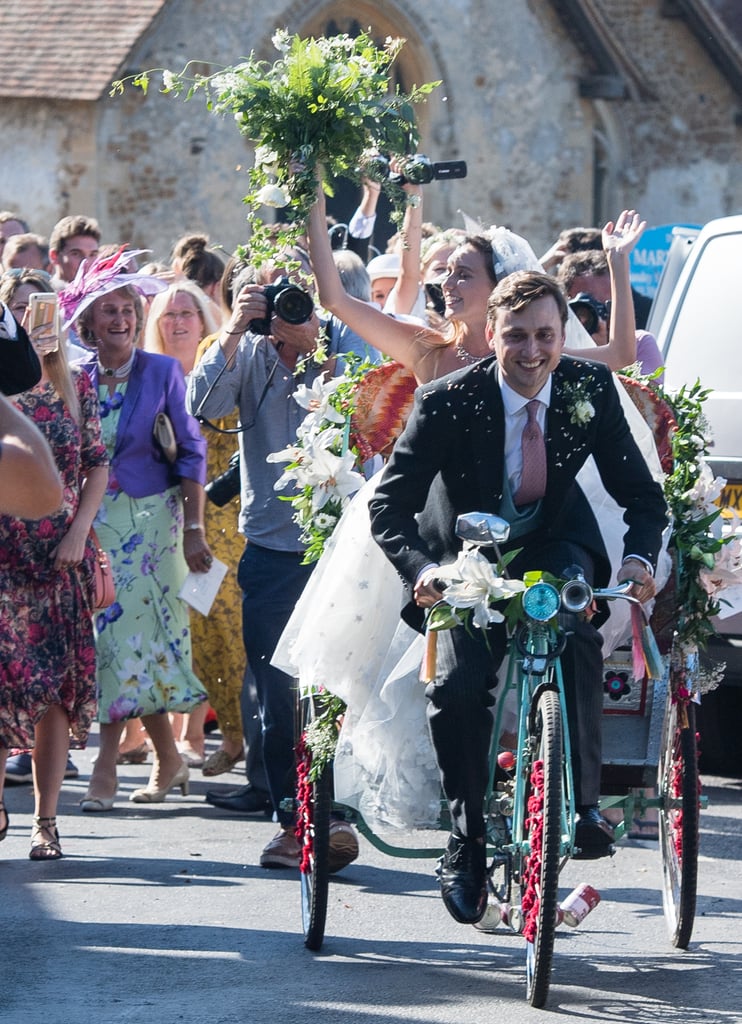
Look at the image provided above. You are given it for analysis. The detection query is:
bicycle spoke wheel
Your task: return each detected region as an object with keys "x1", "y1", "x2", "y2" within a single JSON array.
[
  {"x1": 296, "y1": 693, "x2": 331, "y2": 951},
  {"x1": 658, "y1": 699, "x2": 700, "y2": 949},
  {"x1": 521, "y1": 689, "x2": 563, "y2": 1008}
]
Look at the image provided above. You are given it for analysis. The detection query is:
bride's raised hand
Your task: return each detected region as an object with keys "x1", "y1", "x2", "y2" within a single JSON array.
[{"x1": 602, "y1": 209, "x2": 647, "y2": 257}]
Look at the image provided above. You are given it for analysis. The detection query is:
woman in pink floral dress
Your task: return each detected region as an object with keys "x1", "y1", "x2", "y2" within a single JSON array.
[{"x1": 0, "y1": 271, "x2": 109, "y2": 859}]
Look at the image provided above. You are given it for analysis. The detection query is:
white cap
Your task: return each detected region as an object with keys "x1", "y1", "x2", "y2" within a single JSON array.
[{"x1": 366, "y1": 252, "x2": 400, "y2": 282}]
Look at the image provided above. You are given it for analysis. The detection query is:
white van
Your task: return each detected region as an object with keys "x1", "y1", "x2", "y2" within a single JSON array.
[{"x1": 652, "y1": 215, "x2": 742, "y2": 774}]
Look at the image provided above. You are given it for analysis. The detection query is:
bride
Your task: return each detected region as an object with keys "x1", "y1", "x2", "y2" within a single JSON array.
[{"x1": 273, "y1": 184, "x2": 666, "y2": 831}]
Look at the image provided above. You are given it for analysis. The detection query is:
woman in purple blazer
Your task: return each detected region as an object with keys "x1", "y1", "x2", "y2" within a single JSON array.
[{"x1": 60, "y1": 252, "x2": 210, "y2": 812}]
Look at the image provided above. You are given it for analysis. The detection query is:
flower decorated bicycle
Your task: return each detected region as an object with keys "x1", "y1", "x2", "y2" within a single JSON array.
[{"x1": 281, "y1": 366, "x2": 734, "y2": 1008}]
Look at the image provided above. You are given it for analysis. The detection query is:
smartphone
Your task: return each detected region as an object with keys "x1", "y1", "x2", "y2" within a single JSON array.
[{"x1": 27, "y1": 293, "x2": 60, "y2": 355}]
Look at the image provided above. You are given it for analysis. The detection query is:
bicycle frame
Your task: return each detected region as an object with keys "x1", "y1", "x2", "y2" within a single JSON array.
[{"x1": 493, "y1": 623, "x2": 577, "y2": 867}]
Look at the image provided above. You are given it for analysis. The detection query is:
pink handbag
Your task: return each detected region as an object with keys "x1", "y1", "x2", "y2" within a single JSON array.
[{"x1": 89, "y1": 528, "x2": 115, "y2": 609}]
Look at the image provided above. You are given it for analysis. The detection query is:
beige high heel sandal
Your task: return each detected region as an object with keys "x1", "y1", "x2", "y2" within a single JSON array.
[{"x1": 129, "y1": 760, "x2": 189, "y2": 803}]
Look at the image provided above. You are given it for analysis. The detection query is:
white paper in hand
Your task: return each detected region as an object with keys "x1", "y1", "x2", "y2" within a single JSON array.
[{"x1": 178, "y1": 557, "x2": 228, "y2": 615}]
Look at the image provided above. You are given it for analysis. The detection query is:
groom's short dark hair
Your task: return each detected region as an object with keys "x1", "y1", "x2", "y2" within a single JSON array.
[{"x1": 487, "y1": 270, "x2": 568, "y2": 328}]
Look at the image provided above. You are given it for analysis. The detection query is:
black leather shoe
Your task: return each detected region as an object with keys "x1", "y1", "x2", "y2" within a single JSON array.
[
  {"x1": 574, "y1": 805, "x2": 615, "y2": 860},
  {"x1": 436, "y1": 833, "x2": 488, "y2": 924},
  {"x1": 205, "y1": 784, "x2": 272, "y2": 816}
]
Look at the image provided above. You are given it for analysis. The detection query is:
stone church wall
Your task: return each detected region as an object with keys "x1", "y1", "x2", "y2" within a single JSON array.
[{"x1": 2, "y1": 0, "x2": 740, "y2": 261}]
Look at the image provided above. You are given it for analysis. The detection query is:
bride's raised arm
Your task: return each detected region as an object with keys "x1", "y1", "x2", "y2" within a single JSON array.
[{"x1": 307, "y1": 180, "x2": 445, "y2": 380}]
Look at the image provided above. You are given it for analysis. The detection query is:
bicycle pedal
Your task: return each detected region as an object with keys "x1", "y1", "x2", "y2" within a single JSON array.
[{"x1": 572, "y1": 842, "x2": 616, "y2": 861}]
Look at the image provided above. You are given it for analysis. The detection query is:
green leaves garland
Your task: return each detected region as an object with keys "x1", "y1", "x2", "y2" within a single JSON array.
[{"x1": 660, "y1": 379, "x2": 740, "y2": 656}]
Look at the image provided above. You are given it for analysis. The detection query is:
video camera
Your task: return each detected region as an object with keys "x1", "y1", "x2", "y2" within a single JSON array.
[
  {"x1": 362, "y1": 153, "x2": 467, "y2": 187},
  {"x1": 567, "y1": 292, "x2": 611, "y2": 336},
  {"x1": 248, "y1": 277, "x2": 315, "y2": 336}
]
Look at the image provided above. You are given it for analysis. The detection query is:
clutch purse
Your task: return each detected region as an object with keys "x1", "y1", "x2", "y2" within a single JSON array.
[
  {"x1": 153, "y1": 411, "x2": 178, "y2": 463},
  {"x1": 89, "y1": 528, "x2": 115, "y2": 609}
]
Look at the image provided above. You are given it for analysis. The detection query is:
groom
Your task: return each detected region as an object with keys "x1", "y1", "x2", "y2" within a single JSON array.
[{"x1": 369, "y1": 271, "x2": 667, "y2": 924}]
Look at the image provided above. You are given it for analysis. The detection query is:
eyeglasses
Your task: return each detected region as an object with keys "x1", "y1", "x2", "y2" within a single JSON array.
[
  {"x1": 160, "y1": 309, "x2": 201, "y2": 322},
  {"x1": 1, "y1": 267, "x2": 53, "y2": 282}
]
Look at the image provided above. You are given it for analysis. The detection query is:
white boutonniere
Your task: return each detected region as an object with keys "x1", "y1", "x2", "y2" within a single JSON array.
[{"x1": 561, "y1": 378, "x2": 596, "y2": 427}]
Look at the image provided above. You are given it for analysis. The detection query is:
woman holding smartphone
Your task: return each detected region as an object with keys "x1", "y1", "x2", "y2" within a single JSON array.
[{"x1": 0, "y1": 269, "x2": 109, "y2": 859}]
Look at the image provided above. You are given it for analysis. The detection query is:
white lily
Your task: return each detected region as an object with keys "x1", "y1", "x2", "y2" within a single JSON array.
[
  {"x1": 266, "y1": 444, "x2": 308, "y2": 492},
  {"x1": 303, "y1": 446, "x2": 364, "y2": 511},
  {"x1": 699, "y1": 535, "x2": 742, "y2": 598},
  {"x1": 683, "y1": 459, "x2": 726, "y2": 518},
  {"x1": 297, "y1": 422, "x2": 344, "y2": 452},
  {"x1": 293, "y1": 374, "x2": 345, "y2": 421},
  {"x1": 267, "y1": 442, "x2": 304, "y2": 466},
  {"x1": 434, "y1": 546, "x2": 525, "y2": 629}
]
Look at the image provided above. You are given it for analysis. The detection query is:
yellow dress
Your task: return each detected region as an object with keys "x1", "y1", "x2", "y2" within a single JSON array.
[{"x1": 190, "y1": 337, "x2": 245, "y2": 746}]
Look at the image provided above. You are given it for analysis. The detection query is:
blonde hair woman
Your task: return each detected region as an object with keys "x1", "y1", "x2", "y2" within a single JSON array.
[{"x1": 144, "y1": 280, "x2": 219, "y2": 374}]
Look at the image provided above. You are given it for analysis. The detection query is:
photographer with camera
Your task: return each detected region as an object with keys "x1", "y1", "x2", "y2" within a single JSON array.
[
  {"x1": 186, "y1": 253, "x2": 374, "y2": 870},
  {"x1": 557, "y1": 249, "x2": 664, "y2": 381}
]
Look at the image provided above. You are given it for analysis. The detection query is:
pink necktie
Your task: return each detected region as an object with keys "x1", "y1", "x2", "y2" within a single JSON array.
[{"x1": 514, "y1": 399, "x2": 547, "y2": 507}]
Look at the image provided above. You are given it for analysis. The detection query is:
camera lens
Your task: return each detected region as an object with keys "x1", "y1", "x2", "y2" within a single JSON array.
[
  {"x1": 273, "y1": 285, "x2": 315, "y2": 325},
  {"x1": 402, "y1": 155, "x2": 434, "y2": 185},
  {"x1": 425, "y1": 281, "x2": 445, "y2": 316},
  {"x1": 568, "y1": 292, "x2": 607, "y2": 337}
]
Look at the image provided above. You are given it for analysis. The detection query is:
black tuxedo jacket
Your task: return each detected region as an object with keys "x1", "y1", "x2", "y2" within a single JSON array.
[{"x1": 369, "y1": 355, "x2": 668, "y2": 630}]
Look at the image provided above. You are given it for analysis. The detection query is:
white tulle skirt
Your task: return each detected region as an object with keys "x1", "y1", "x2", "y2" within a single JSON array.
[{"x1": 273, "y1": 375, "x2": 670, "y2": 833}]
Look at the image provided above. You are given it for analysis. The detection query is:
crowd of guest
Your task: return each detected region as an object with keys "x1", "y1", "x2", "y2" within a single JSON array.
[{"x1": 0, "y1": 171, "x2": 661, "y2": 869}]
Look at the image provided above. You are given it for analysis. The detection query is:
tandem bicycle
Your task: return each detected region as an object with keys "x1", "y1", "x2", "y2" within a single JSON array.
[{"x1": 293, "y1": 510, "x2": 704, "y2": 1009}]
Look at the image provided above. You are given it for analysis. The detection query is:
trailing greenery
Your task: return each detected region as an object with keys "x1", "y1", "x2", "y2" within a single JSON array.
[{"x1": 111, "y1": 30, "x2": 439, "y2": 264}]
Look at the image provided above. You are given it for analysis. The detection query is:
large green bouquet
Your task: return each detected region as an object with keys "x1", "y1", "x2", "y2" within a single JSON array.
[{"x1": 112, "y1": 30, "x2": 439, "y2": 261}]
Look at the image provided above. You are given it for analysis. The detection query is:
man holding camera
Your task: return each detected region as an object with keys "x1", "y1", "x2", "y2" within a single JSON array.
[
  {"x1": 557, "y1": 250, "x2": 664, "y2": 380},
  {"x1": 187, "y1": 259, "x2": 373, "y2": 870}
]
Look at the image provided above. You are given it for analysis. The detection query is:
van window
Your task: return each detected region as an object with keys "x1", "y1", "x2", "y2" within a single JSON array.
[{"x1": 663, "y1": 232, "x2": 742, "y2": 392}]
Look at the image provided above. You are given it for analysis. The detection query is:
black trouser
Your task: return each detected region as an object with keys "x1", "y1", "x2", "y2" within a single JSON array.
[
  {"x1": 238, "y1": 543, "x2": 313, "y2": 826},
  {"x1": 425, "y1": 541, "x2": 604, "y2": 839}
]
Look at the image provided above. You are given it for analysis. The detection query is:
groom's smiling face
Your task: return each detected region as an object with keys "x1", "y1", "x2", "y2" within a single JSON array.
[{"x1": 487, "y1": 295, "x2": 565, "y2": 398}]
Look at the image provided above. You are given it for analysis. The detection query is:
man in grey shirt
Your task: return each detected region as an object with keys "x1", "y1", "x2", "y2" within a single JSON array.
[{"x1": 188, "y1": 268, "x2": 375, "y2": 869}]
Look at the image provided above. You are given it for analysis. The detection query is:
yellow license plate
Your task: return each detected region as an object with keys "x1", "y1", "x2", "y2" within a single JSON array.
[{"x1": 720, "y1": 482, "x2": 742, "y2": 515}]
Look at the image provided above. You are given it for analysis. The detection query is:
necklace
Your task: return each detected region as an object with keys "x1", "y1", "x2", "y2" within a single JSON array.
[
  {"x1": 455, "y1": 340, "x2": 480, "y2": 365},
  {"x1": 97, "y1": 350, "x2": 136, "y2": 379}
]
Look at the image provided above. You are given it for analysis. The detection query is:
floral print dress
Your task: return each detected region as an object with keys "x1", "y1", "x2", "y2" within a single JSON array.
[
  {"x1": 0, "y1": 370, "x2": 108, "y2": 748},
  {"x1": 93, "y1": 382, "x2": 207, "y2": 722}
]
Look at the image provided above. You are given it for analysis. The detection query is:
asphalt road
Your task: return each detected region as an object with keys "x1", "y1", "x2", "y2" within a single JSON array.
[{"x1": 2, "y1": 732, "x2": 741, "y2": 1024}]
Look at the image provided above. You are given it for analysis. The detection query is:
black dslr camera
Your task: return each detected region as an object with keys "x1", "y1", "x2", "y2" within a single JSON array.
[
  {"x1": 362, "y1": 153, "x2": 467, "y2": 187},
  {"x1": 568, "y1": 292, "x2": 610, "y2": 336},
  {"x1": 205, "y1": 450, "x2": 241, "y2": 507},
  {"x1": 248, "y1": 277, "x2": 315, "y2": 336}
]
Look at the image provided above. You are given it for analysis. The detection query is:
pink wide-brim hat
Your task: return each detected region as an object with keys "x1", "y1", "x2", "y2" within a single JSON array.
[{"x1": 58, "y1": 246, "x2": 167, "y2": 329}]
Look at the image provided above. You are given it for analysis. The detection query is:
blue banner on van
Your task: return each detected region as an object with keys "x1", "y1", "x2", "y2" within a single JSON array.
[{"x1": 630, "y1": 224, "x2": 700, "y2": 298}]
